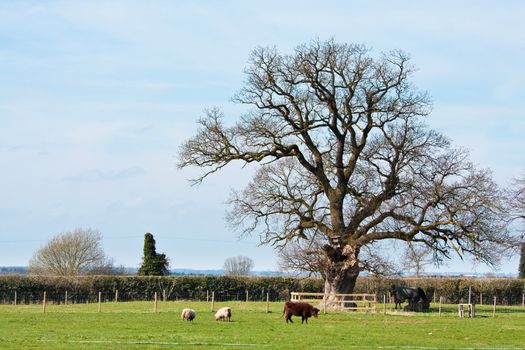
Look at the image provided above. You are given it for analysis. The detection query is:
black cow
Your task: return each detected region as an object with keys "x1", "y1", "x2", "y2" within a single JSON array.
[
  {"x1": 389, "y1": 285, "x2": 429, "y2": 311},
  {"x1": 282, "y1": 301, "x2": 320, "y2": 324}
]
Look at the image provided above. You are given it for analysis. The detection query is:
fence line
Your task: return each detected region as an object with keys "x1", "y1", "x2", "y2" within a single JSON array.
[
  {"x1": 3, "y1": 290, "x2": 525, "y2": 306},
  {"x1": 2, "y1": 287, "x2": 525, "y2": 316},
  {"x1": 1, "y1": 289, "x2": 524, "y2": 317}
]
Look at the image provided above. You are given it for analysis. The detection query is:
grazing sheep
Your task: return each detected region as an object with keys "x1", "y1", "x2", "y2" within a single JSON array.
[
  {"x1": 181, "y1": 308, "x2": 196, "y2": 321},
  {"x1": 214, "y1": 306, "x2": 232, "y2": 321}
]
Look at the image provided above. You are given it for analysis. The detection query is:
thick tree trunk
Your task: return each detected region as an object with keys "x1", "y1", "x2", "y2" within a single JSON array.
[{"x1": 322, "y1": 244, "x2": 360, "y2": 309}]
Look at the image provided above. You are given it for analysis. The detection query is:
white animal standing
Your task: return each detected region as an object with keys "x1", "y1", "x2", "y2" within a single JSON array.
[
  {"x1": 214, "y1": 306, "x2": 232, "y2": 321},
  {"x1": 181, "y1": 308, "x2": 196, "y2": 321}
]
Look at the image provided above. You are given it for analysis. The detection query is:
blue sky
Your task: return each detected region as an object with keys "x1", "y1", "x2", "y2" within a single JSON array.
[{"x1": 0, "y1": 1, "x2": 524, "y2": 274}]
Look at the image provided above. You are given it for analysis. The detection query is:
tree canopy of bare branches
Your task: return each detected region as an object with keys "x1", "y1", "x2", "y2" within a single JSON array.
[
  {"x1": 179, "y1": 40, "x2": 513, "y2": 295},
  {"x1": 28, "y1": 228, "x2": 114, "y2": 276}
]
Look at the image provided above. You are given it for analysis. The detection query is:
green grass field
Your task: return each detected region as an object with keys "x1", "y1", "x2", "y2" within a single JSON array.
[{"x1": 0, "y1": 301, "x2": 524, "y2": 349}]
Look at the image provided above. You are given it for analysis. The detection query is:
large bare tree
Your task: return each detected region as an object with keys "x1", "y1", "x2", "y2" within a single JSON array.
[
  {"x1": 29, "y1": 228, "x2": 114, "y2": 276},
  {"x1": 179, "y1": 40, "x2": 513, "y2": 296}
]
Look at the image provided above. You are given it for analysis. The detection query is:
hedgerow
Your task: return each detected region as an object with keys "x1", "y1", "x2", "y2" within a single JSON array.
[{"x1": 0, "y1": 275, "x2": 523, "y2": 305}]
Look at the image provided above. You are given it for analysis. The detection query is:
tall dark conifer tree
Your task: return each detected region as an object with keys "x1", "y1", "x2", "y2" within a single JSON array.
[{"x1": 138, "y1": 232, "x2": 169, "y2": 276}]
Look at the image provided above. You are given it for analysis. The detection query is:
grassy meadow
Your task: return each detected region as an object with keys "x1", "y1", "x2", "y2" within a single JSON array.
[{"x1": 0, "y1": 301, "x2": 524, "y2": 349}]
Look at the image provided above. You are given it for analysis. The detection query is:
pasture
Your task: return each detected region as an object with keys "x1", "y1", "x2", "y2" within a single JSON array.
[{"x1": 0, "y1": 301, "x2": 524, "y2": 349}]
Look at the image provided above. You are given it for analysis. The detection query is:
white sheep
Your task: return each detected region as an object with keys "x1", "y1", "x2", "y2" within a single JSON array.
[
  {"x1": 181, "y1": 308, "x2": 196, "y2": 321},
  {"x1": 214, "y1": 306, "x2": 232, "y2": 321}
]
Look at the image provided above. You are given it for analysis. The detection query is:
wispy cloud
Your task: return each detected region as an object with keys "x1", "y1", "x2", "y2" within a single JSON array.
[
  {"x1": 63, "y1": 166, "x2": 146, "y2": 182},
  {"x1": 93, "y1": 80, "x2": 182, "y2": 90}
]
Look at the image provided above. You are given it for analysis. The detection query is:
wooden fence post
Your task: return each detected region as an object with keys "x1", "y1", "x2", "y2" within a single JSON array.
[
  {"x1": 65, "y1": 290, "x2": 68, "y2": 305},
  {"x1": 115, "y1": 290, "x2": 119, "y2": 303},
  {"x1": 163, "y1": 289, "x2": 167, "y2": 302},
  {"x1": 323, "y1": 293, "x2": 327, "y2": 314},
  {"x1": 468, "y1": 286, "x2": 471, "y2": 305},
  {"x1": 480, "y1": 292, "x2": 483, "y2": 306},
  {"x1": 211, "y1": 291, "x2": 215, "y2": 312},
  {"x1": 438, "y1": 296, "x2": 442, "y2": 317},
  {"x1": 43, "y1": 291, "x2": 47, "y2": 313},
  {"x1": 522, "y1": 293, "x2": 524, "y2": 307},
  {"x1": 245, "y1": 290, "x2": 249, "y2": 302},
  {"x1": 492, "y1": 296, "x2": 496, "y2": 317},
  {"x1": 266, "y1": 291, "x2": 270, "y2": 313},
  {"x1": 154, "y1": 292, "x2": 158, "y2": 313},
  {"x1": 383, "y1": 295, "x2": 387, "y2": 315},
  {"x1": 98, "y1": 292, "x2": 102, "y2": 313},
  {"x1": 14, "y1": 291, "x2": 17, "y2": 306},
  {"x1": 206, "y1": 290, "x2": 209, "y2": 302}
]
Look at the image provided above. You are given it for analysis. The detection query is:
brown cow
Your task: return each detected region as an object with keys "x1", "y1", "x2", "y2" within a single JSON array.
[{"x1": 282, "y1": 301, "x2": 320, "y2": 324}]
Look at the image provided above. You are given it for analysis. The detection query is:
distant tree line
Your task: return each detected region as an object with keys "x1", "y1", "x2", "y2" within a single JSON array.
[{"x1": 0, "y1": 267, "x2": 27, "y2": 275}]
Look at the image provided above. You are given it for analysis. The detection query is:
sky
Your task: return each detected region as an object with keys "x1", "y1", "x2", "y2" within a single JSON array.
[{"x1": 0, "y1": 1, "x2": 524, "y2": 274}]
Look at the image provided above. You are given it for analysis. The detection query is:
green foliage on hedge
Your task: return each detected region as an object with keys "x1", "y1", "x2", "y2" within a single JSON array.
[
  {"x1": 0, "y1": 275, "x2": 523, "y2": 305},
  {"x1": 0, "y1": 275, "x2": 323, "y2": 304}
]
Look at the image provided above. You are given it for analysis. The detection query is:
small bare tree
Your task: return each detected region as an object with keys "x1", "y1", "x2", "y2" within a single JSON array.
[
  {"x1": 507, "y1": 174, "x2": 525, "y2": 277},
  {"x1": 402, "y1": 243, "x2": 434, "y2": 277},
  {"x1": 508, "y1": 174, "x2": 525, "y2": 226},
  {"x1": 277, "y1": 236, "x2": 327, "y2": 278},
  {"x1": 28, "y1": 228, "x2": 114, "y2": 276},
  {"x1": 518, "y1": 243, "x2": 525, "y2": 278},
  {"x1": 278, "y1": 235, "x2": 398, "y2": 278},
  {"x1": 223, "y1": 256, "x2": 254, "y2": 276}
]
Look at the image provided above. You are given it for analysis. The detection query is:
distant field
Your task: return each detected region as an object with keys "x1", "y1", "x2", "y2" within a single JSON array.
[{"x1": 0, "y1": 302, "x2": 524, "y2": 349}]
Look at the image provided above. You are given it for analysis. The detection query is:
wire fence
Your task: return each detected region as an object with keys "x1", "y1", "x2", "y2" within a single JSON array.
[
  {"x1": 2, "y1": 290, "x2": 525, "y2": 306},
  {"x1": 383, "y1": 293, "x2": 525, "y2": 316},
  {"x1": 0, "y1": 289, "x2": 287, "y2": 305},
  {"x1": 2, "y1": 289, "x2": 525, "y2": 317},
  {"x1": 382, "y1": 289, "x2": 525, "y2": 307}
]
